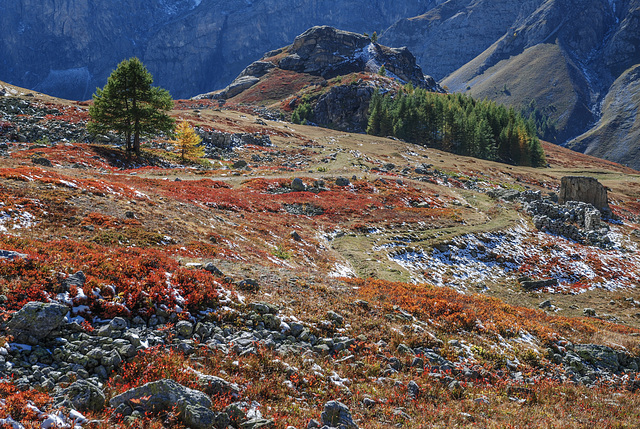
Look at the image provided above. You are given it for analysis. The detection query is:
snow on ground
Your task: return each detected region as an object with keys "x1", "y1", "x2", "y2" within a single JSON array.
[
  {"x1": 387, "y1": 222, "x2": 640, "y2": 293},
  {"x1": 0, "y1": 209, "x2": 36, "y2": 232}
]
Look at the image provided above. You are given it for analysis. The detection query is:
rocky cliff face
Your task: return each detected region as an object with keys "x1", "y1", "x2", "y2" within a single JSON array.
[{"x1": 0, "y1": 0, "x2": 436, "y2": 100}]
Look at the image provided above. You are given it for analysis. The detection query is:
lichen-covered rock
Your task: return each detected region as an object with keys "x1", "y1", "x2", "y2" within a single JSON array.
[
  {"x1": 110, "y1": 379, "x2": 215, "y2": 429},
  {"x1": 58, "y1": 380, "x2": 106, "y2": 412},
  {"x1": 8, "y1": 301, "x2": 69, "y2": 340}
]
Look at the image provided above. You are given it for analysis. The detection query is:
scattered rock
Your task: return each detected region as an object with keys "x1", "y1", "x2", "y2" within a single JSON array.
[
  {"x1": 335, "y1": 177, "x2": 350, "y2": 187},
  {"x1": 583, "y1": 308, "x2": 597, "y2": 317},
  {"x1": 32, "y1": 157, "x2": 53, "y2": 167},
  {"x1": 291, "y1": 178, "x2": 306, "y2": 192},
  {"x1": 0, "y1": 250, "x2": 28, "y2": 260},
  {"x1": 58, "y1": 380, "x2": 106, "y2": 412}
]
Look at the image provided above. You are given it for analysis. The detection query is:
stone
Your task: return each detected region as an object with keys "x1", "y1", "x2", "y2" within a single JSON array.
[
  {"x1": 110, "y1": 379, "x2": 215, "y2": 429},
  {"x1": 326, "y1": 310, "x2": 344, "y2": 326},
  {"x1": 520, "y1": 278, "x2": 558, "y2": 290},
  {"x1": 238, "y1": 279, "x2": 260, "y2": 292},
  {"x1": 204, "y1": 262, "x2": 224, "y2": 276},
  {"x1": 189, "y1": 368, "x2": 241, "y2": 397},
  {"x1": 8, "y1": 302, "x2": 69, "y2": 340},
  {"x1": 320, "y1": 400, "x2": 358, "y2": 429},
  {"x1": 487, "y1": 188, "x2": 521, "y2": 201},
  {"x1": 407, "y1": 380, "x2": 420, "y2": 400},
  {"x1": 0, "y1": 250, "x2": 28, "y2": 260},
  {"x1": 335, "y1": 177, "x2": 350, "y2": 187},
  {"x1": 176, "y1": 321, "x2": 194, "y2": 337},
  {"x1": 583, "y1": 308, "x2": 597, "y2": 317},
  {"x1": 291, "y1": 178, "x2": 306, "y2": 192},
  {"x1": 574, "y1": 344, "x2": 620, "y2": 371},
  {"x1": 233, "y1": 160, "x2": 248, "y2": 169},
  {"x1": 559, "y1": 176, "x2": 609, "y2": 211},
  {"x1": 539, "y1": 300, "x2": 553, "y2": 309},
  {"x1": 32, "y1": 157, "x2": 52, "y2": 167},
  {"x1": 240, "y1": 418, "x2": 275, "y2": 429},
  {"x1": 59, "y1": 380, "x2": 106, "y2": 412}
]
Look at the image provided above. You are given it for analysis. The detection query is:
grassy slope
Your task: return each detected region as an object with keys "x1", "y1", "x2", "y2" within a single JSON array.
[{"x1": 444, "y1": 43, "x2": 592, "y2": 142}]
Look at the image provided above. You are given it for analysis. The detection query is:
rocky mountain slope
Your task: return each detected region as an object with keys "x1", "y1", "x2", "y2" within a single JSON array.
[
  {"x1": 383, "y1": 0, "x2": 640, "y2": 166},
  {"x1": 2, "y1": 82, "x2": 640, "y2": 428},
  {"x1": 0, "y1": 0, "x2": 438, "y2": 100},
  {"x1": 195, "y1": 26, "x2": 442, "y2": 132}
]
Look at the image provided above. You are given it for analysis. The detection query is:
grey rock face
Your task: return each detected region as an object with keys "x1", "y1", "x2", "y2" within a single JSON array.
[
  {"x1": 0, "y1": 1, "x2": 430, "y2": 100},
  {"x1": 559, "y1": 176, "x2": 609, "y2": 211},
  {"x1": 8, "y1": 301, "x2": 69, "y2": 340},
  {"x1": 321, "y1": 400, "x2": 358, "y2": 429}
]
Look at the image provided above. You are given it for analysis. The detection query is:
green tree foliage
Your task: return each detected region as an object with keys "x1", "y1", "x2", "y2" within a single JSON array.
[
  {"x1": 367, "y1": 88, "x2": 546, "y2": 167},
  {"x1": 88, "y1": 57, "x2": 174, "y2": 156},
  {"x1": 520, "y1": 99, "x2": 558, "y2": 143},
  {"x1": 291, "y1": 101, "x2": 313, "y2": 125}
]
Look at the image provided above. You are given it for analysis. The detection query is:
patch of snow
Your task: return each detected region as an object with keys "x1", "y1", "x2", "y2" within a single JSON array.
[{"x1": 329, "y1": 263, "x2": 356, "y2": 278}]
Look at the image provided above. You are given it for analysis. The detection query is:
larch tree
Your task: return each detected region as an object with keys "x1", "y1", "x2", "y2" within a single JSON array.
[
  {"x1": 88, "y1": 57, "x2": 174, "y2": 156},
  {"x1": 173, "y1": 120, "x2": 204, "y2": 161}
]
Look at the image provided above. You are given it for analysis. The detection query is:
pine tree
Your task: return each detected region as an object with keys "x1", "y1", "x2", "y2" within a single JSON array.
[
  {"x1": 88, "y1": 57, "x2": 174, "y2": 156},
  {"x1": 172, "y1": 120, "x2": 204, "y2": 162}
]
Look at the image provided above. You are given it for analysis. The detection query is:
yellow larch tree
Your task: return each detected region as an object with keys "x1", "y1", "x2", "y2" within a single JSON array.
[{"x1": 173, "y1": 120, "x2": 204, "y2": 161}]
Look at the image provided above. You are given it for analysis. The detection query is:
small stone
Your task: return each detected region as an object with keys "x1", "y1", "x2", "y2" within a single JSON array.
[
  {"x1": 335, "y1": 177, "x2": 350, "y2": 187},
  {"x1": 407, "y1": 380, "x2": 420, "y2": 400},
  {"x1": 583, "y1": 308, "x2": 597, "y2": 317},
  {"x1": 539, "y1": 300, "x2": 552, "y2": 309},
  {"x1": 176, "y1": 321, "x2": 194, "y2": 337}
]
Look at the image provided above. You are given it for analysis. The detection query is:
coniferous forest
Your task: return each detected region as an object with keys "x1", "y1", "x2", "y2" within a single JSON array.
[{"x1": 367, "y1": 87, "x2": 546, "y2": 167}]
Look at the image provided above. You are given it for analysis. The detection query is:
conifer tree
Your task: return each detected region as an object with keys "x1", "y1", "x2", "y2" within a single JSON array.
[
  {"x1": 88, "y1": 57, "x2": 174, "y2": 156},
  {"x1": 173, "y1": 120, "x2": 204, "y2": 162}
]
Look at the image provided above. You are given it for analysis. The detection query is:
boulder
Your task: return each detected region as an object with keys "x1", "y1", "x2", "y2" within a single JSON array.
[
  {"x1": 8, "y1": 301, "x2": 69, "y2": 340},
  {"x1": 321, "y1": 400, "x2": 358, "y2": 429},
  {"x1": 58, "y1": 380, "x2": 106, "y2": 411},
  {"x1": 110, "y1": 379, "x2": 215, "y2": 429},
  {"x1": 559, "y1": 176, "x2": 609, "y2": 211}
]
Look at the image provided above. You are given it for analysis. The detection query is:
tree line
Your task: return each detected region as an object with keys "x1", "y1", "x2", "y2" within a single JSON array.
[{"x1": 367, "y1": 87, "x2": 546, "y2": 167}]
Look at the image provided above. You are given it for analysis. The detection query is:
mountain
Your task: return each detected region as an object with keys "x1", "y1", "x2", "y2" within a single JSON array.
[
  {"x1": 195, "y1": 25, "x2": 442, "y2": 132},
  {"x1": 566, "y1": 64, "x2": 640, "y2": 167},
  {"x1": 0, "y1": 0, "x2": 437, "y2": 100},
  {"x1": 383, "y1": 0, "x2": 640, "y2": 166}
]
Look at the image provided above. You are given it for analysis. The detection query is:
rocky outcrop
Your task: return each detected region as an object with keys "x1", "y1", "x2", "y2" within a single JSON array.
[
  {"x1": 559, "y1": 176, "x2": 609, "y2": 211},
  {"x1": 311, "y1": 84, "x2": 375, "y2": 132},
  {"x1": 198, "y1": 26, "x2": 441, "y2": 102}
]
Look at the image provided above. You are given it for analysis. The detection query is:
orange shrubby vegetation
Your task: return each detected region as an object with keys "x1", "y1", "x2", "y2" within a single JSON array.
[{"x1": 351, "y1": 278, "x2": 639, "y2": 344}]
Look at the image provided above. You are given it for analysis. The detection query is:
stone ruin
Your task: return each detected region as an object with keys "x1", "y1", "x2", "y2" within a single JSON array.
[{"x1": 559, "y1": 176, "x2": 609, "y2": 212}]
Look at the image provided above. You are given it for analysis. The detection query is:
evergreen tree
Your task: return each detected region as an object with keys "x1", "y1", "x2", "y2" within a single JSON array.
[
  {"x1": 88, "y1": 57, "x2": 174, "y2": 156},
  {"x1": 365, "y1": 89, "x2": 545, "y2": 166},
  {"x1": 173, "y1": 120, "x2": 204, "y2": 162}
]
